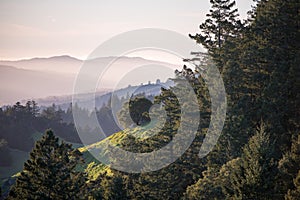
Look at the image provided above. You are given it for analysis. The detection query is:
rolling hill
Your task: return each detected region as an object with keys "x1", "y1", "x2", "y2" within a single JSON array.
[{"x1": 0, "y1": 55, "x2": 179, "y2": 106}]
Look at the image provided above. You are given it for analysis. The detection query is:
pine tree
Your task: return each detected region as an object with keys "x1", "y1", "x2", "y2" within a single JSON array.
[
  {"x1": 7, "y1": 130, "x2": 87, "y2": 200},
  {"x1": 189, "y1": 0, "x2": 242, "y2": 71},
  {"x1": 188, "y1": 0, "x2": 248, "y2": 162},
  {"x1": 229, "y1": 122, "x2": 278, "y2": 199}
]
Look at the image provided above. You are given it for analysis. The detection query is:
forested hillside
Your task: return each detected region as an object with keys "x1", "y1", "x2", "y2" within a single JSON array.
[{"x1": 1, "y1": 0, "x2": 299, "y2": 199}]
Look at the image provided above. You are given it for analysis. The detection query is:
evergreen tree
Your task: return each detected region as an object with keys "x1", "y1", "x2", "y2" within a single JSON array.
[
  {"x1": 7, "y1": 130, "x2": 87, "y2": 200},
  {"x1": 189, "y1": 0, "x2": 242, "y2": 71},
  {"x1": 229, "y1": 122, "x2": 278, "y2": 199}
]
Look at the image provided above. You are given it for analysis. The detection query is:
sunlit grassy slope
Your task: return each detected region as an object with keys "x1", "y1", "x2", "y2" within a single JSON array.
[
  {"x1": 78, "y1": 129, "x2": 129, "y2": 180},
  {"x1": 79, "y1": 123, "x2": 162, "y2": 179},
  {"x1": 1, "y1": 126, "x2": 157, "y2": 184}
]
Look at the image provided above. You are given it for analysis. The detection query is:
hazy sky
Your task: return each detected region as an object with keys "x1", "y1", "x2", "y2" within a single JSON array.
[{"x1": 0, "y1": 0, "x2": 253, "y2": 60}]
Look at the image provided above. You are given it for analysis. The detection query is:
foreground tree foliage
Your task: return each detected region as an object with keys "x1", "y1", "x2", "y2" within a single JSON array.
[
  {"x1": 7, "y1": 130, "x2": 87, "y2": 200},
  {"x1": 184, "y1": 0, "x2": 299, "y2": 199},
  {"x1": 228, "y1": 122, "x2": 278, "y2": 199},
  {"x1": 184, "y1": 122, "x2": 278, "y2": 199}
]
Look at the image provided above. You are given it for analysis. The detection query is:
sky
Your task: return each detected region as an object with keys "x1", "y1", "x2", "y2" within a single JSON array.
[{"x1": 0, "y1": 0, "x2": 254, "y2": 61}]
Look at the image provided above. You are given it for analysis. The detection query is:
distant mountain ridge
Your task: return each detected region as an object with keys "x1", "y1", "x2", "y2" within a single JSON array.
[
  {"x1": 0, "y1": 55, "x2": 179, "y2": 74},
  {"x1": 0, "y1": 55, "x2": 179, "y2": 106},
  {"x1": 0, "y1": 55, "x2": 82, "y2": 74}
]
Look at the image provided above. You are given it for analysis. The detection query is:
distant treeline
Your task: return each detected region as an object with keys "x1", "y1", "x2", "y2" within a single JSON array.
[{"x1": 0, "y1": 97, "x2": 125, "y2": 166}]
